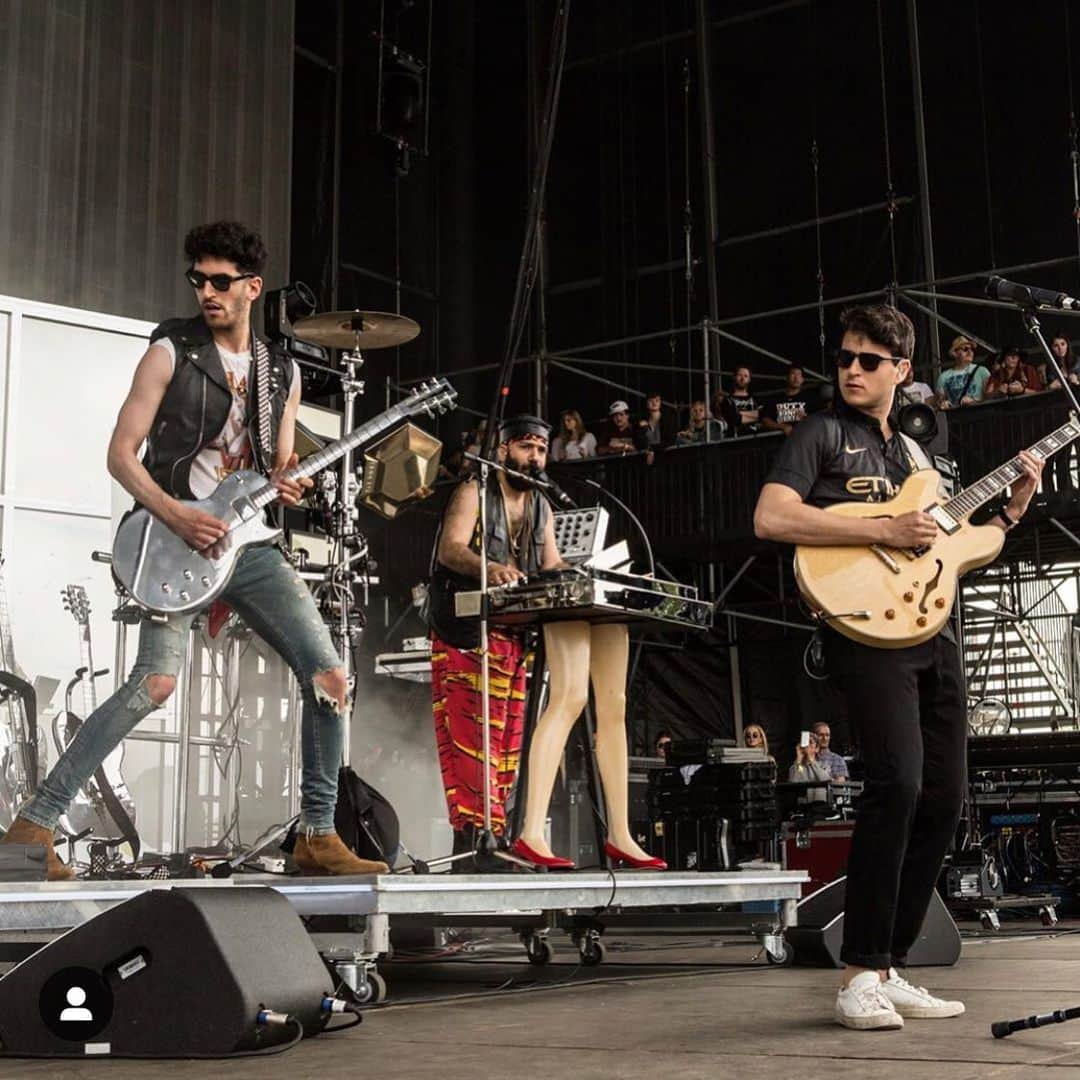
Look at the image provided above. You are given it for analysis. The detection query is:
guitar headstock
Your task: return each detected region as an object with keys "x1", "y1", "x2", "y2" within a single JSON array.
[
  {"x1": 404, "y1": 377, "x2": 458, "y2": 420},
  {"x1": 61, "y1": 585, "x2": 91, "y2": 626}
]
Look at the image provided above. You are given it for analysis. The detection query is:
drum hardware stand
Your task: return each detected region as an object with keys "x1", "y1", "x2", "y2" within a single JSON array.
[{"x1": 291, "y1": 347, "x2": 371, "y2": 766}]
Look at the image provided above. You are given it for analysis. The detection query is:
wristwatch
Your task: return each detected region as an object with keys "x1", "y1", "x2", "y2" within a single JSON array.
[{"x1": 997, "y1": 507, "x2": 1018, "y2": 530}]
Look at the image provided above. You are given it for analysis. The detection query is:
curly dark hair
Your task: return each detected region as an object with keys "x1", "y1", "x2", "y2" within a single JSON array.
[
  {"x1": 183, "y1": 221, "x2": 268, "y2": 275},
  {"x1": 839, "y1": 304, "x2": 915, "y2": 362}
]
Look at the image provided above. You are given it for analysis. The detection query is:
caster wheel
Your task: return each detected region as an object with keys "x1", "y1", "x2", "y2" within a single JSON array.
[
  {"x1": 765, "y1": 941, "x2": 792, "y2": 966},
  {"x1": 1039, "y1": 906, "x2": 1058, "y2": 927},
  {"x1": 525, "y1": 935, "x2": 554, "y2": 966},
  {"x1": 579, "y1": 936, "x2": 606, "y2": 967},
  {"x1": 980, "y1": 911, "x2": 1000, "y2": 932},
  {"x1": 354, "y1": 971, "x2": 387, "y2": 1005}
]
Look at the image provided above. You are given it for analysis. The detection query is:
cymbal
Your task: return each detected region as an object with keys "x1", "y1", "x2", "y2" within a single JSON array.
[{"x1": 293, "y1": 310, "x2": 421, "y2": 351}]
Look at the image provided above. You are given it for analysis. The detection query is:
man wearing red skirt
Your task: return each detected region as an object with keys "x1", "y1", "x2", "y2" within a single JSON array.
[{"x1": 426, "y1": 416, "x2": 562, "y2": 854}]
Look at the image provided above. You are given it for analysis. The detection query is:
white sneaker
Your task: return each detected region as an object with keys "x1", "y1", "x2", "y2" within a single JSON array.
[
  {"x1": 835, "y1": 971, "x2": 904, "y2": 1030},
  {"x1": 880, "y1": 967, "x2": 965, "y2": 1018}
]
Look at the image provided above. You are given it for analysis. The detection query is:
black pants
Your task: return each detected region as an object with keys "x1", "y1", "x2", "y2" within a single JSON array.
[{"x1": 825, "y1": 630, "x2": 967, "y2": 970}]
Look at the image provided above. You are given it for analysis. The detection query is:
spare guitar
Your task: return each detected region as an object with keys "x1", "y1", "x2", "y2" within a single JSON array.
[
  {"x1": 60, "y1": 586, "x2": 140, "y2": 858},
  {"x1": 795, "y1": 415, "x2": 1080, "y2": 648},
  {"x1": 112, "y1": 378, "x2": 457, "y2": 614}
]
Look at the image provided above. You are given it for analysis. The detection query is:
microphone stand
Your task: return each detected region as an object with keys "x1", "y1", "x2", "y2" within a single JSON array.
[{"x1": 423, "y1": 454, "x2": 537, "y2": 873}]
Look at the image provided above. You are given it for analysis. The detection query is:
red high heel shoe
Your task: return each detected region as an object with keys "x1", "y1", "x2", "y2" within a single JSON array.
[
  {"x1": 511, "y1": 837, "x2": 576, "y2": 870},
  {"x1": 604, "y1": 841, "x2": 667, "y2": 870}
]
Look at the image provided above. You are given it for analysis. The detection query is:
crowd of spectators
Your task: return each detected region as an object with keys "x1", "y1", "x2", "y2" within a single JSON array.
[{"x1": 441, "y1": 335, "x2": 1076, "y2": 478}]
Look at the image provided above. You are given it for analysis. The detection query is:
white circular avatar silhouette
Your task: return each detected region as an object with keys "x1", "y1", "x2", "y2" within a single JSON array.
[{"x1": 59, "y1": 985, "x2": 93, "y2": 1022}]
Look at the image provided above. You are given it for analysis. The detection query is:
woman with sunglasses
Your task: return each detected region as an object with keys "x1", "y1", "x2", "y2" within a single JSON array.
[
  {"x1": 742, "y1": 723, "x2": 773, "y2": 761},
  {"x1": 754, "y1": 305, "x2": 1043, "y2": 1031}
]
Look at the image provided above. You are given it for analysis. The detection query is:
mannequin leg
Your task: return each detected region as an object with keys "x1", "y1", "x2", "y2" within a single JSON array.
[
  {"x1": 591, "y1": 624, "x2": 652, "y2": 861},
  {"x1": 517, "y1": 621, "x2": 591, "y2": 858}
]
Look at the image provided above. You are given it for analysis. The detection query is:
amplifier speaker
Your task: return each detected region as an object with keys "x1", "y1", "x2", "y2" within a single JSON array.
[
  {"x1": 0, "y1": 886, "x2": 332, "y2": 1057},
  {"x1": 785, "y1": 876, "x2": 961, "y2": 968}
]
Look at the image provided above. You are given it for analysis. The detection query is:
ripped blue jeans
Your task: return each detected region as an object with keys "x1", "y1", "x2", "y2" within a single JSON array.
[{"x1": 22, "y1": 545, "x2": 345, "y2": 834}]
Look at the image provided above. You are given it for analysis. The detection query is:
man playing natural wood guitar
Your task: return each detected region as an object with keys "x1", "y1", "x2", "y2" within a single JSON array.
[{"x1": 754, "y1": 305, "x2": 1042, "y2": 1031}]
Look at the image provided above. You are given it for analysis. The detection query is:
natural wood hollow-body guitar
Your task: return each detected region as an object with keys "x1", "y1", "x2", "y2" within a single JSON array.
[{"x1": 795, "y1": 416, "x2": 1080, "y2": 648}]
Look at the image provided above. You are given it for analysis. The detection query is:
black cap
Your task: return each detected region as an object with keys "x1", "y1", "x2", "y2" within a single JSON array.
[{"x1": 499, "y1": 414, "x2": 551, "y2": 443}]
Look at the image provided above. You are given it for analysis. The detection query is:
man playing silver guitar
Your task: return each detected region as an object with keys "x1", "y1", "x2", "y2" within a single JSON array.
[
  {"x1": 754, "y1": 305, "x2": 1042, "y2": 1030},
  {"x1": 2, "y1": 220, "x2": 388, "y2": 880}
]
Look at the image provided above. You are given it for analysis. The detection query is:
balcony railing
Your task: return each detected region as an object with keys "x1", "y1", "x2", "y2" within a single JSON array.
[
  {"x1": 364, "y1": 391, "x2": 1080, "y2": 597},
  {"x1": 547, "y1": 392, "x2": 1078, "y2": 564}
]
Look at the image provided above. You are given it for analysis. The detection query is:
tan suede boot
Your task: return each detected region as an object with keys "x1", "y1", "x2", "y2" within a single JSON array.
[
  {"x1": 2, "y1": 815, "x2": 75, "y2": 881},
  {"x1": 293, "y1": 830, "x2": 389, "y2": 876}
]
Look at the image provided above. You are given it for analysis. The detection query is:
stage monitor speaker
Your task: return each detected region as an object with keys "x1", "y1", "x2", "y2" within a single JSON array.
[
  {"x1": 785, "y1": 876, "x2": 961, "y2": 968},
  {"x1": 0, "y1": 886, "x2": 332, "y2": 1057}
]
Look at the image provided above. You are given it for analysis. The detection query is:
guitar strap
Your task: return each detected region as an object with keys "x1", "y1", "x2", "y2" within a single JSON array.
[
  {"x1": 899, "y1": 431, "x2": 952, "y2": 502},
  {"x1": 251, "y1": 334, "x2": 274, "y2": 475},
  {"x1": 899, "y1": 431, "x2": 933, "y2": 472},
  {"x1": 955, "y1": 364, "x2": 978, "y2": 405}
]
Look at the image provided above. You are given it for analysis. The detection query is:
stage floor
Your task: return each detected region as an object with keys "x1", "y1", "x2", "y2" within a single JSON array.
[{"x1": 8, "y1": 921, "x2": 1080, "y2": 1077}]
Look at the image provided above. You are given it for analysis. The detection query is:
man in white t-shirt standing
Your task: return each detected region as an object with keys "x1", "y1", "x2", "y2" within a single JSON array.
[{"x1": 2, "y1": 221, "x2": 386, "y2": 879}]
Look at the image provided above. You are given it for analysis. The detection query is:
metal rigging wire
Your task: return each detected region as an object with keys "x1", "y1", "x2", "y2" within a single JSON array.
[
  {"x1": 875, "y1": 0, "x2": 900, "y2": 298},
  {"x1": 682, "y1": 56, "x2": 695, "y2": 408},
  {"x1": 972, "y1": 3, "x2": 998, "y2": 273},
  {"x1": 658, "y1": 2, "x2": 678, "y2": 397},
  {"x1": 1065, "y1": 0, "x2": 1080, "y2": 266},
  {"x1": 809, "y1": 3, "x2": 825, "y2": 365},
  {"x1": 483, "y1": 1, "x2": 571, "y2": 456},
  {"x1": 811, "y1": 140, "x2": 825, "y2": 365}
]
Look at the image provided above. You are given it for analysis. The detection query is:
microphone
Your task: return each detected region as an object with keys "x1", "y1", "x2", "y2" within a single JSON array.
[
  {"x1": 986, "y1": 275, "x2": 1080, "y2": 312},
  {"x1": 534, "y1": 469, "x2": 577, "y2": 509}
]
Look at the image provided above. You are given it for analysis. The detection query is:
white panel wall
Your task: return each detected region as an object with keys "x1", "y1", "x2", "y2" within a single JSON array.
[
  {"x1": 0, "y1": 295, "x2": 172, "y2": 846},
  {"x1": 0, "y1": 296, "x2": 331, "y2": 857}
]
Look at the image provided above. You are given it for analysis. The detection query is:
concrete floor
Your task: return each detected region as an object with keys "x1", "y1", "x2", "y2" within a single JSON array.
[{"x1": 7, "y1": 925, "x2": 1080, "y2": 1079}]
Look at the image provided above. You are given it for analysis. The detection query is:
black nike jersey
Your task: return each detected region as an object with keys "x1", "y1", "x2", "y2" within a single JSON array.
[{"x1": 764, "y1": 404, "x2": 915, "y2": 509}]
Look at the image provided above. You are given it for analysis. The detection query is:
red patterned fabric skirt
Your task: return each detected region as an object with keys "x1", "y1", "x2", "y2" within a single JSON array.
[{"x1": 430, "y1": 631, "x2": 528, "y2": 835}]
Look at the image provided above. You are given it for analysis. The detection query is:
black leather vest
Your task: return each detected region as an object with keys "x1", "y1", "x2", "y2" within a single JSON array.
[
  {"x1": 427, "y1": 476, "x2": 549, "y2": 649},
  {"x1": 143, "y1": 315, "x2": 293, "y2": 501}
]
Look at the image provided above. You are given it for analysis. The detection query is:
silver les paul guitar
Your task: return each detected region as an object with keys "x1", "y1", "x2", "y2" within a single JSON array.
[{"x1": 112, "y1": 378, "x2": 457, "y2": 615}]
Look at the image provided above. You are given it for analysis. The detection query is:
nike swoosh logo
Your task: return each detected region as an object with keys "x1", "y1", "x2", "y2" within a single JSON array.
[{"x1": 843, "y1": 445, "x2": 868, "y2": 455}]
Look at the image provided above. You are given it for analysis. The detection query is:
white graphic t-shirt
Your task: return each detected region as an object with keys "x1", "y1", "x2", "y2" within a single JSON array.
[{"x1": 154, "y1": 338, "x2": 299, "y2": 499}]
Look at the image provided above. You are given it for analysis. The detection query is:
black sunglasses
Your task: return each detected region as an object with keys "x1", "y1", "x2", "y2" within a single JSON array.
[
  {"x1": 185, "y1": 267, "x2": 255, "y2": 292},
  {"x1": 835, "y1": 348, "x2": 906, "y2": 372}
]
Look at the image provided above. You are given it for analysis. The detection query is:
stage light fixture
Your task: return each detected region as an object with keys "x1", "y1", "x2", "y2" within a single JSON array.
[
  {"x1": 376, "y1": 46, "x2": 426, "y2": 176},
  {"x1": 360, "y1": 422, "x2": 442, "y2": 519},
  {"x1": 264, "y1": 280, "x2": 318, "y2": 343}
]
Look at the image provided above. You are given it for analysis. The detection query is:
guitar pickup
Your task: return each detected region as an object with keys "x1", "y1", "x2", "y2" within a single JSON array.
[
  {"x1": 927, "y1": 504, "x2": 960, "y2": 535},
  {"x1": 230, "y1": 496, "x2": 258, "y2": 522}
]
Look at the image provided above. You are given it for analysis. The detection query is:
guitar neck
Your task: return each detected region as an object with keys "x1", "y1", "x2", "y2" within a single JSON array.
[
  {"x1": 248, "y1": 402, "x2": 411, "y2": 511},
  {"x1": 78, "y1": 626, "x2": 97, "y2": 716},
  {"x1": 943, "y1": 414, "x2": 1080, "y2": 521}
]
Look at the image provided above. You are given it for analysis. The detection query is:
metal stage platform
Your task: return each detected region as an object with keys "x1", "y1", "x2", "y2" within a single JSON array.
[{"x1": 0, "y1": 868, "x2": 809, "y2": 1002}]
